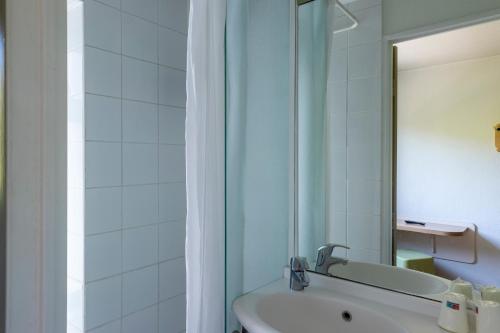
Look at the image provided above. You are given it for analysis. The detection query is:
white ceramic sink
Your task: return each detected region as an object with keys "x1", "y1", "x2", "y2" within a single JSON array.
[
  {"x1": 233, "y1": 275, "x2": 445, "y2": 333},
  {"x1": 329, "y1": 261, "x2": 450, "y2": 300},
  {"x1": 254, "y1": 292, "x2": 407, "y2": 333}
]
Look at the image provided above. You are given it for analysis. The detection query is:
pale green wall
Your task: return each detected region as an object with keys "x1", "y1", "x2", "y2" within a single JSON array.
[
  {"x1": 397, "y1": 55, "x2": 500, "y2": 285},
  {"x1": 383, "y1": 0, "x2": 500, "y2": 35}
]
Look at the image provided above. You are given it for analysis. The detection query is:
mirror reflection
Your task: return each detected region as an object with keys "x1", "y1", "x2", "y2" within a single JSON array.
[{"x1": 297, "y1": 0, "x2": 500, "y2": 302}]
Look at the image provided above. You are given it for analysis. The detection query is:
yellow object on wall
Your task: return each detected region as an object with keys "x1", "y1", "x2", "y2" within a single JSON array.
[{"x1": 496, "y1": 124, "x2": 500, "y2": 152}]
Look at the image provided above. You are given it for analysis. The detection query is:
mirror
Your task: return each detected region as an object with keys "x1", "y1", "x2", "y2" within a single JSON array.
[{"x1": 296, "y1": 0, "x2": 500, "y2": 301}]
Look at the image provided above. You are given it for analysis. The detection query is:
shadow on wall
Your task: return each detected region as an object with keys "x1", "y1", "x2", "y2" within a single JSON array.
[
  {"x1": 397, "y1": 55, "x2": 500, "y2": 287},
  {"x1": 435, "y1": 232, "x2": 500, "y2": 286}
]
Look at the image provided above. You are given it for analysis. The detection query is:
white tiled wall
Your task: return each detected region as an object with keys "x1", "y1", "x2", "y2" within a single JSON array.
[
  {"x1": 81, "y1": 0, "x2": 188, "y2": 332},
  {"x1": 327, "y1": 0, "x2": 383, "y2": 263}
]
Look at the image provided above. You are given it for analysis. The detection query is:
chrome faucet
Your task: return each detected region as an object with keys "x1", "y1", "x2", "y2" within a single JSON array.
[
  {"x1": 289, "y1": 257, "x2": 310, "y2": 291},
  {"x1": 314, "y1": 244, "x2": 350, "y2": 275}
]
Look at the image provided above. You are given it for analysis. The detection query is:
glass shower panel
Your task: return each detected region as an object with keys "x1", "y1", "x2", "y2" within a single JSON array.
[
  {"x1": 297, "y1": 0, "x2": 329, "y2": 263},
  {"x1": 225, "y1": 0, "x2": 291, "y2": 332}
]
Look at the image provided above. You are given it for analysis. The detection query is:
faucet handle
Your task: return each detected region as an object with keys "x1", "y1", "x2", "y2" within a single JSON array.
[
  {"x1": 290, "y1": 256, "x2": 310, "y2": 272},
  {"x1": 290, "y1": 257, "x2": 310, "y2": 290},
  {"x1": 330, "y1": 243, "x2": 350, "y2": 251},
  {"x1": 316, "y1": 243, "x2": 350, "y2": 266}
]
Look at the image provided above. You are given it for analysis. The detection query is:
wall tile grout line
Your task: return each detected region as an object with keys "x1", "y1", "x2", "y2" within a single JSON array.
[
  {"x1": 84, "y1": 44, "x2": 187, "y2": 73},
  {"x1": 86, "y1": 182, "x2": 186, "y2": 189},
  {"x1": 86, "y1": 139, "x2": 185, "y2": 146},
  {"x1": 85, "y1": 180, "x2": 186, "y2": 190},
  {"x1": 91, "y1": 0, "x2": 188, "y2": 36},
  {"x1": 82, "y1": 0, "x2": 188, "y2": 331},
  {"x1": 85, "y1": 92, "x2": 187, "y2": 111},
  {"x1": 86, "y1": 219, "x2": 185, "y2": 242},
  {"x1": 329, "y1": 37, "x2": 383, "y2": 51},
  {"x1": 85, "y1": 257, "x2": 186, "y2": 298},
  {"x1": 85, "y1": 90, "x2": 187, "y2": 109},
  {"x1": 86, "y1": 292, "x2": 187, "y2": 332}
]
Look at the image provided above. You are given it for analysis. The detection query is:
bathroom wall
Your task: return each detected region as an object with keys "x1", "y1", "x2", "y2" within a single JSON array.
[
  {"x1": 397, "y1": 55, "x2": 500, "y2": 285},
  {"x1": 225, "y1": 0, "x2": 291, "y2": 331},
  {"x1": 383, "y1": 0, "x2": 500, "y2": 36},
  {"x1": 69, "y1": 0, "x2": 188, "y2": 332},
  {"x1": 327, "y1": 0, "x2": 384, "y2": 263}
]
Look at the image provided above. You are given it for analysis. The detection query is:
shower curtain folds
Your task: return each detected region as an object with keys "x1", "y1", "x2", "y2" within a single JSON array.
[{"x1": 185, "y1": 1, "x2": 227, "y2": 332}]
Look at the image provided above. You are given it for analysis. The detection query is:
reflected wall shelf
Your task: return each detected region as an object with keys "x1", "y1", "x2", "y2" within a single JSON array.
[
  {"x1": 396, "y1": 220, "x2": 468, "y2": 236},
  {"x1": 396, "y1": 219, "x2": 477, "y2": 264}
]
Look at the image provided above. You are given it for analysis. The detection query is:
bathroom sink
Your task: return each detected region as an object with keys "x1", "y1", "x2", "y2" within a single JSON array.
[
  {"x1": 253, "y1": 292, "x2": 406, "y2": 333},
  {"x1": 328, "y1": 261, "x2": 450, "y2": 300},
  {"x1": 233, "y1": 275, "x2": 445, "y2": 333}
]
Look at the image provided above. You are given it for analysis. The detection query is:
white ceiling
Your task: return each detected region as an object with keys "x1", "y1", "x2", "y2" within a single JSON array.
[{"x1": 396, "y1": 19, "x2": 500, "y2": 71}]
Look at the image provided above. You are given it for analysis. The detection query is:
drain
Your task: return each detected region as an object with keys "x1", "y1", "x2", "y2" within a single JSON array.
[{"x1": 342, "y1": 311, "x2": 352, "y2": 322}]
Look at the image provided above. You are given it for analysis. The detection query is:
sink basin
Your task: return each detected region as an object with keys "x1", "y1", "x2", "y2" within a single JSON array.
[
  {"x1": 328, "y1": 261, "x2": 450, "y2": 299},
  {"x1": 254, "y1": 292, "x2": 407, "y2": 333},
  {"x1": 233, "y1": 275, "x2": 444, "y2": 333},
  {"x1": 233, "y1": 281, "x2": 415, "y2": 333}
]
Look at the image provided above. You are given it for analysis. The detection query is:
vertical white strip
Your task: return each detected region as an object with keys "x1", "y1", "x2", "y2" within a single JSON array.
[{"x1": 185, "y1": 0, "x2": 226, "y2": 332}]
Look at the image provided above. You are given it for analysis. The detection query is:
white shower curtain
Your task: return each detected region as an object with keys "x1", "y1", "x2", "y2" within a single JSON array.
[{"x1": 185, "y1": 1, "x2": 226, "y2": 332}]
